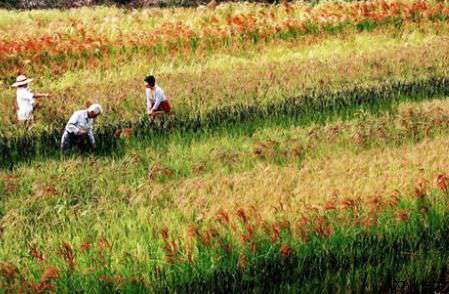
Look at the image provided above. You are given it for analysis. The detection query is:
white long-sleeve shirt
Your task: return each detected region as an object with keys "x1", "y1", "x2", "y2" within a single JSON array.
[
  {"x1": 16, "y1": 87, "x2": 35, "y2": 120},
  {"x1": 146, "y1": 86, "x2": 167, "y2": 112},
  {"x1": 64, "y1": 110, "x2": 95, "y2": 145}
]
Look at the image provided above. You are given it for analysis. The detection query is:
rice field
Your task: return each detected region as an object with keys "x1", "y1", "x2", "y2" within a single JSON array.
[{"x1": 2, "y1": 0, "x2": 449, "y2": 292}]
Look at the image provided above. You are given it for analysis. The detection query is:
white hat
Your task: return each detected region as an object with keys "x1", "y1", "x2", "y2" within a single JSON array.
[
  {"x1": 87, "y1": 103, "x2": 103, "y2": 115},
  {"x1": 12, "y1": 75, "x2": 33, "y2": 87}
]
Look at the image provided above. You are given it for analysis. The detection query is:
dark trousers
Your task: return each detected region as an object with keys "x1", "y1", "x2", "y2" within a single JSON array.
[{"x1": 61, "y1": 131, "x2": 94, "y2": 153}]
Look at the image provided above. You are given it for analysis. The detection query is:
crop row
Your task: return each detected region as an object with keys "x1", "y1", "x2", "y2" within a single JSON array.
[
  {"x1": 1, "y1": 0, "x2": 448, "y2": 77},
  {"x1": 2, "y1": 74, "x2": 449, "y2": 168},
  {"x1": 2, "y1": 172, "x2": 449, "y2": 291},
  {"x1": 3, "y1": 98, "x2": 449, "y2": 222},
  {"x1": 141, "y1": 98, "x2": 449, "y2": 184},
  {"x1": 167, "y1": 185, "x2": 449, "y2": 292},
  {"x1": 2, "y1": 28, "x2": 449, "y2": 127}
]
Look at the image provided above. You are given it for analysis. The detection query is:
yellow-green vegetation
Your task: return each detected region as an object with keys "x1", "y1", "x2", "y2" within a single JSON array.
[{"x1": 2, "y1": 1, "x2": 449, "y2": 292}]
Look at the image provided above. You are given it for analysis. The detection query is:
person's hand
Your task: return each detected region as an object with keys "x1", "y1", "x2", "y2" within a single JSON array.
[
  {"x1": 78, "y1": 128, "x2": 88, "y2": 135},
  {"x1": 35, "y1": 93, "x2": 50, "y2": 98}
]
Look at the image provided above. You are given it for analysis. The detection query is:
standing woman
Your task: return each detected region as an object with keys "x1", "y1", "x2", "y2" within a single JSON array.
[
  {"x1": 144, "y1": 75, "x2": 171, "y2": 118},
  {"x1": 12, "y1": 75, "x2": 49, "y2": 125}
]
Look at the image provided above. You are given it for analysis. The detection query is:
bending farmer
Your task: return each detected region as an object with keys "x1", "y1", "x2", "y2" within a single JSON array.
[
  {"x1": 144, "y1": 75, "x2": 171, "y2": 118},
  {"x1": 12, "y1": 75, "x2": 49, "y2": 124},
  {"x1": 61, "y1": 104, "x2": 102, "y2": 153}
]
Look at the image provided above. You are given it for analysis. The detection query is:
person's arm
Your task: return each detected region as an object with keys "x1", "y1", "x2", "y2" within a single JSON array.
[
  {"x1": 33, "y1": 93, "x2": 49, "y2": 109},
  {"x1": 146, "y1": 89, "x2": 153, "y2": 114},
  {"x1": 87, "y1": 128, "x2": 96, "y2": 148},
  {"x1": 34, "y1": 93, "x2": 49, "y2": 98},
  {"x1": 13, "y1": 96, "x2": 17, "y2": 114},
  {"x1": 65, "y1": 112, "x2": 83, "y2": 134},
  {"x1": 30, "y1": 92, "x2": 37, "y2": 108},
  {"x1": 151, "y1": 89, "x2": 165, "y2": 112}
]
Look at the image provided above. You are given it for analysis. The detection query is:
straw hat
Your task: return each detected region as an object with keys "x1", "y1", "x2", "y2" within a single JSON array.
[{"x1": 12, "y1": 75, "x2": 33, "y2": 87}]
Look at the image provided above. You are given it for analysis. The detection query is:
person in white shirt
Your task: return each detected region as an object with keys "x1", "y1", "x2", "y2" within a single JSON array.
[
  {"x1": 12, "y1": 75, "x2": 49, "y2": 123},
  {"x1": 144, "y1": 75, "x2": 171, "y2": 118},
  {"x1": 60, "y1": 104, "x2": 103, "y2": 153}
]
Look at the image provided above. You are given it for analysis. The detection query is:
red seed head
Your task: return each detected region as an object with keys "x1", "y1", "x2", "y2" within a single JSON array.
[
  {"x1": 29, "y1": 245, "x2": 45, "y2": 262},
  {"x1": 280, "y1": 244, "x2": 293, "y2": 258},
  {"x1": 187, "y1": 224, "x2": 199, "y2": 239},
  {"x1": 436, "y1": 174, "x2": 449, "y2": 193},
  {"x1": 0, "y1": 262, "x2": 18, "y2": 281},
  {"x1": 395, "y1": 210, "x2": 410, "y2": 222},
  {"x1": 160, "y1": 228, "x2": 169, "y2": 240},
  {"x1": 214, "y1": 209, "x2": 230, "y2": 225},
  {"x1": 60, "y1": 242, "x2": 75, "y2": 270},
  {"x1": 323, "y1": 200, "x2": 336, "y2": 211},
  {"x1": 236, "y1": 208, "x2": 248, "y2": 224},
  {"x1": 40, "y1": 267, "x2": 59, "y2": 283},
  {"x1": 80, "y1": 242, "x2": 92, "y2": 252},
  {"x1": 415, "y1": 178, "x2": 429, "y2": 199},
  {"x1": 271, "y1": 223, "x2": 281, "y2": 243}
]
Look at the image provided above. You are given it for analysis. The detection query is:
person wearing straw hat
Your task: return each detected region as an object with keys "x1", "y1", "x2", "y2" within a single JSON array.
[
  {"x1": 60, "y1": 103, "x2": 103, "y2": 153},
  {"x1": 144, "y1": 75, "x2": 171, "y2": 118},
  {"x1": 12, "y1": 75, "x2": 49, "y2": 123}
]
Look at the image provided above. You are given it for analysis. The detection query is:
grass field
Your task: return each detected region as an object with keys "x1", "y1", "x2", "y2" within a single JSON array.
[{"x1": 2, "y1": 0, "x2": 449, "y2": 292}]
